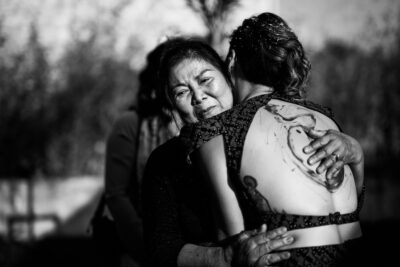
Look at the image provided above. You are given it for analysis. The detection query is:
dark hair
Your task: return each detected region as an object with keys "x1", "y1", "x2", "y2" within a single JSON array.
[
  {"x1": 229, "y1": 12, "x2": 311, "y2": 99},
  {"x1": 136, "y1": 41, "x2": 171, "y2": 123},
  {"x1": 157, "y1": 37, "x2": 233, "y2": 111}
]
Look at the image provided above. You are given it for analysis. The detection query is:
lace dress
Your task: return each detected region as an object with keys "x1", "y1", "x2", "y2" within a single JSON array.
[{"x1": 180, "y1": 94, "x2": 364, "y2": 266}]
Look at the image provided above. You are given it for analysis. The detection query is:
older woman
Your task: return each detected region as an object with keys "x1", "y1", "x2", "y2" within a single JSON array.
[
  {"x1": 143, "y1": 38, "x2": 293, "y2": 267},
  {"x1": 179, "y1": 13, "x2": 365, "y2": 266},
  {"x1": 143, "y1": 36, "x2": 364, "y2": 266}
]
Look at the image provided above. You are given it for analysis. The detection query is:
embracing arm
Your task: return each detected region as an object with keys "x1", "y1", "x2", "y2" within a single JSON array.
[
  {"x1": 178, "y1": 225, "x2": 292, "y2": 267},
  {"x1": 195, "y1": 135, "x2": 244, "y2": 238},
  {"x1": 304, "y1": 129, "x2": 364, "y2": 195},
  {"x1": 143, "y1": 140, "x2": 293, "y2": 267},
  {"x1": 178, "y1": 244, "x2": 227, "y2": 267},
  {"x1": 142, "y1": 151, "x2": 186, "y2": 267}
]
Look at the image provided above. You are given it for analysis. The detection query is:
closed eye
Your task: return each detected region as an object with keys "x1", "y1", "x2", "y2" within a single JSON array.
[
  {"x1": 199, "y1": 77, "x2": 213, "y2": 85},
  {"x1": 174, "y1": 88, "x2": 189, "y2": 98},
  {"x1": 196, "y1": 69, "x2": 214, "y2": 85}
]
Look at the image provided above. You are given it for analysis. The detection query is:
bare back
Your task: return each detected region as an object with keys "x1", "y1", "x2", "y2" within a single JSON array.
[{"x1": 241, "y1": 99, "x2": 358, "y2": 216}]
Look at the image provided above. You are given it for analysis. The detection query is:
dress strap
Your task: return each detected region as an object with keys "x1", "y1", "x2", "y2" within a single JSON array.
[
  {"x1": 258, "y1": 184, "x2": 365, "y2": 231},
  {"x1": 261, "y1": 209, "x2": 360, "y2": 231},
  {"x1": 222, "y1": 94, "x2": 274, "y2": 175}
]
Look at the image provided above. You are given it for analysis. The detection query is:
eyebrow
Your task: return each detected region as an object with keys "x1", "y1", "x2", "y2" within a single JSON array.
[
  {"x1": 196, "y1": 68, "x2": 213, "y2": 79},
  {"x1": 171, "y1": 82, "x2": 186, "y2": 91},
  {"x1": 171, "y1": 68, "x2": 214, "y2": 90}
]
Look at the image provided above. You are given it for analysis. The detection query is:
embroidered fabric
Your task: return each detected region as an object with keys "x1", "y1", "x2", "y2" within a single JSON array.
[{"x1": 179, "y1": 94, "x2": 364, "y2": 265}]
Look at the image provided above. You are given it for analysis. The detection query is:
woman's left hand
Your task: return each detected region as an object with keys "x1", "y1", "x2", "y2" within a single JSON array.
[
  {"x1": 227, "y1": 224, "x2": 292, "y2": 267},
  {"x1": 303, "y1": 129, "x2": 364, "y2": 179}
]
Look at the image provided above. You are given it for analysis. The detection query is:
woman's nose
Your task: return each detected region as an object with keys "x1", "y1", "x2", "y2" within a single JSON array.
[{"x1": 191, "y1": 88, "x2": 207, "y2": 105}]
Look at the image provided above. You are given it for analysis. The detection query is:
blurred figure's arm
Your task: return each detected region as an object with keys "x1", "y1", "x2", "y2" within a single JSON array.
[{"x1": 105, "y1": 111, "x2": 143, "y2": 262}]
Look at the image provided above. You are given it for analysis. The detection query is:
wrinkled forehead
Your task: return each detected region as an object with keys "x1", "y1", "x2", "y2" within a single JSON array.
[{"x1": 169, "y1": 58, "x2": 217, "y2": 82}]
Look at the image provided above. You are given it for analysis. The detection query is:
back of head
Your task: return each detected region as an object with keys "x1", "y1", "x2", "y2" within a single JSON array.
[
  {"x1": 137, "y1": 41, "x2": 171, "y2": 122},
  {"x1": 157, "y1": 37, "x2": 233, "y2": 111},
  {"x1": 229, "y1": 12, "x2": 311, "y2": 99}
]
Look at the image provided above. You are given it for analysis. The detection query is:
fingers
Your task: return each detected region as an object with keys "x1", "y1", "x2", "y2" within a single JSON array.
[
  {"x1": 263, "y1": 227, "x2": 288, "y2": 241},
  {"x1": 307, "y1": 135, "x2": 346, "y2": 166},
  {"x1": 303, "y1": 129, "x2": 342, "y2": 155},
  {"x1": 254, "y1": 251, "x2": 291, "y2": 267},
  {"x1": 326, "y1": 160, "x2": 345, "y2": 179},
  {"x1": 303, "y1": 133, "x2": 334, "y2": 156},
  {"x1": 306, "y1": 128, "x2": 326, "y2": 139},
  {"x1": 261, "y1": 236, "x2": 294, "y2": 254},
  {"x1": 307, "y1": 143, "x2": 335, "y2": 165},
  {"x1": 315, "y1": 154, "x2": 338, "y2": 174},
  {"x1": 237, "y1": 230, "x2": 251, "y2": 243},
  {"x1": 233, "y1": 227, "x2": 292, "y2": 267},
  {"x1": 258, "y1": 223, "x2": 267, "y2": 233},
  {"x1": 249, "y1": 227, "x2": 287, "y2": 246}
]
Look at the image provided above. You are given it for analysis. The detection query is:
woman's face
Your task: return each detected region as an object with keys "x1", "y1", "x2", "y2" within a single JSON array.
[{"x1": 168, "y1": 58, "x2": 233, "y2": 124}]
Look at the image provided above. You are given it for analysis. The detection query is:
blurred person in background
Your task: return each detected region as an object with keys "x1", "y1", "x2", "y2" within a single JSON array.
[{"x1": 90, "y1": 41, "x2": 177, "y2": 267}]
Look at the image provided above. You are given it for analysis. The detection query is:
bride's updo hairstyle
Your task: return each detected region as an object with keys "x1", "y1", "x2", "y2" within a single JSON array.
[{"x1": 228, "y1": 12, "x2": 311, "y2": 99}]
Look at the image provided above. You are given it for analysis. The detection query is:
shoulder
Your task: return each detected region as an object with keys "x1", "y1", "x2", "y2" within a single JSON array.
[
  {"x1": 179, "y1": 117, "x2": 225, "y2": 160},
  {"x1": 109, "y1": 111, "x2": 140, "y2": 137},
  {"x1": 113, "y1": 111, "x2": 140, "y2": 129},
  {"x1": 146, "y1": 137, "x2": 186, "y2": 171},
  {"x1": 271, "y1": 95, "x2": 333, "y2": 118},
  {"x1": 268, "y1": 98, "x2": 340, "y2": 130},
  {"x1": 148, "y1": 137, "x2": 178, "y2": 159}
]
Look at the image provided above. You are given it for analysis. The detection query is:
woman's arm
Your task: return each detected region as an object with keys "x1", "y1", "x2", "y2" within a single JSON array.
[
  {"x1": 142, "y1": 148, "x2": 187, "y2": 267},
  {"x1": 303, "y1": 129, "x2": 364, "y2": 195},
  {"x1": 177, "y1": 225, "x2": 293, "y2": 267},
  {"x1": 143, "y1": 140, "x2": 293, "y2": 267},
  {"x1": 104, "y1": 112, "x2": 143, "y2": 260},
  {"x1": 194, "y1": 135, "x2": 244, "y2": 237}
]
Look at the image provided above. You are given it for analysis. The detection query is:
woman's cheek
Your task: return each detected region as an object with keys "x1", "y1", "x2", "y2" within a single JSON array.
[
  {"x1": 175, "y1": 100, "x2": 193, "y2": 118},
  {"x1": 175, "y1": 101, "x2": 186, "y2": 114}
]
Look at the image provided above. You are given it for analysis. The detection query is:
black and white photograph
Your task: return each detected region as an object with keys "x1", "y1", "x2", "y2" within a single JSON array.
[{"x1": 0, "y1": 0, "x2": 399, "y2": 266}]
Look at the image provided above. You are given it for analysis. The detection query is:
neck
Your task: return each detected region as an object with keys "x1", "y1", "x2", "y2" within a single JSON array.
[{"x1": 238, "y1": 80, "x2": 274, "y2": 102}]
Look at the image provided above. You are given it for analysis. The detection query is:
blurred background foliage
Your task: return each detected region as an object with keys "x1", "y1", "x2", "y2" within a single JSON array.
[
  {"x1": 1, "y1": 6, "x2": 399, "y2": 180},
  {"x1": 0, "y1": 21, "x2": 137, "y2": 178},
  {"x1": 310, "y1": 39, "x2": 400, "y2": 169}
]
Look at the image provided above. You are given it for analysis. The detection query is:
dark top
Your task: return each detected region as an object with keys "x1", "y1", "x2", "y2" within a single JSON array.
[
  {"x1": 180, "y1": 94, "x2": 364, "y2": 266},
  {"x1": 142, "y1": 137, "x2": 216, "y2": 267},
  {"x1": 104, "y1": 111, "x2": 144, "y2": 264},
  {"x1": 105, "y1": 111, "x2": 141, "y2": 211}
]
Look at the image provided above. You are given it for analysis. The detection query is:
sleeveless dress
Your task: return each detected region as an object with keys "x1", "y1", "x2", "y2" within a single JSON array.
[{"x1": 180, "y1": 94, "x2": 365, "y2": 266}]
